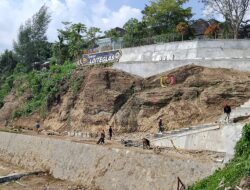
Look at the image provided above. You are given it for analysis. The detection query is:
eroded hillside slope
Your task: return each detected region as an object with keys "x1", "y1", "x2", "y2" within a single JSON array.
[{"x1": 1, "y1": 65, "x2": 250, "y2": 133}]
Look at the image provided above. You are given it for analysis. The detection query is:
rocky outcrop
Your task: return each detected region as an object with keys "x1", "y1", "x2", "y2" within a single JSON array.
[
  {"x1": 42, "y1": 67, "x2": 140, "y2": 132},
  {"x1": 112, "y1": 65, "x2": 250, "y2": 132},
  {"x1": 2, "y1": 65, "x2": 250, "y2": 133}
]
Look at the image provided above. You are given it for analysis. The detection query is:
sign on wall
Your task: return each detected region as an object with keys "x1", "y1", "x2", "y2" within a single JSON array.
[{"x1": 79, "y1": 50, "x2": 122, "y2": 65}]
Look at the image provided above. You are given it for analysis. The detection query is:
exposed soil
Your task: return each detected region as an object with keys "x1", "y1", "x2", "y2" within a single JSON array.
[
  {"x1": 0, "y1": 159, "x2": 93, "y2": 190},
  {"x1": 1, "y1": 65, "x2": 250, "y2": 134}
]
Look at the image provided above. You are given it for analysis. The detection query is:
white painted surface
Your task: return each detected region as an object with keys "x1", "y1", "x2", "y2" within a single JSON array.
[
  {"x1": 151, "y1": 123, "x2": 243, "y2": 162},
  {"x1": 113, "y1": 40, "x2": 250, "y2": 77},
  {"x1": 120, "y1": 40, "x2": 250, "y2": 62},
  {"x1": 113, "y1": 59, "x2": 250, "y2": 78}
]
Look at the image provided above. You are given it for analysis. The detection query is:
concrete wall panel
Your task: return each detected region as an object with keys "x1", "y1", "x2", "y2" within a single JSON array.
[
  {"x1": 151, "y1": 123, "x2": 243, "y2": 162},
  {"x1": 113, "y1": 59, "x2": 250, "y2": 78},
  {"x1": 119, "y1": 40, "x2": 250, "y2": 62},
  {"x1": 0, "y1": 132, "x2": 221, "y2": 190}
]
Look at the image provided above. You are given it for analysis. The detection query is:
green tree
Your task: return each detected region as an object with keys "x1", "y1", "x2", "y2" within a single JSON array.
[
  {"x1": 87, "y1": 27, "x2": 102, "y2": 49},
  {"x1": 54, "y1": 22, "x2": 87, "y2": 63},
  {"x1": 0, "y1": 50, "x2": 18, "y2": 74},
  {"x1": 142, "y1": 0, "x2": 192, "y2": 35},
  {"x1": 52, "y1": 35, "x2": 70, "y2": 65},
  {"x1": 69, "y1": 23, "x2": 87, "y2": 59},
  {"x1": 123, "y1": 18, "x2": 148, "y2": 47},
  {"x1": 105, "y1": 28, "x2": 120, "y2": 42},
  {"x1": 0, "y1": 50, "x2": 18, "y2": 85},
  {"x1": 220, "y1": 21, "x2": 232, "y2": 39},
  {"x1": 14, "y1": 5, "x2": 51, "y2": 70}
]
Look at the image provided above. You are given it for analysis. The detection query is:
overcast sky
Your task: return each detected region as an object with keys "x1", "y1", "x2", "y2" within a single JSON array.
[{"x1": 0, "y1": 0, "x2": 204, "y2": 52}]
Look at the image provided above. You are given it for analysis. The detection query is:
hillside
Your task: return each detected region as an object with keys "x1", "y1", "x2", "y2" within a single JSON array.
[{"x1": 1, "y1": 64, "x2": 250, "y2": 133}]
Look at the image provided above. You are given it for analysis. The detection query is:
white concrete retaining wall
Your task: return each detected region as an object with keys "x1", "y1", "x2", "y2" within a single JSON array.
[
  {"x1": 151, "y1": 123, "x2": 243, "y2": 162},
  {"x1": 0, "y1": 132, "x2": 221, "y2": 190},
  {"x1": 114, "y1": 39, "x2": 250, "y2": 77},
  {"x1": 113, "y1": 58, "x2": 250, "y2": 77},
  {"x1": 120, "y1": 40, "x2": 250, "y2": 62}
]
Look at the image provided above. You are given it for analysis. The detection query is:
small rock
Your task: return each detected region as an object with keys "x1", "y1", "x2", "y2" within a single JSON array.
[{"x1": 239, "y1": 176, "x2": 250, "y2": 189}]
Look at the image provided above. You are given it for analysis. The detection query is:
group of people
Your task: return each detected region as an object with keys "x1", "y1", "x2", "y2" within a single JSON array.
[
  {"x1": 33, "y1": 104, "x2": 232, "y2": 141},
  {"x1": 97, "y1": 126, "x2": 113, "y2": 145}
]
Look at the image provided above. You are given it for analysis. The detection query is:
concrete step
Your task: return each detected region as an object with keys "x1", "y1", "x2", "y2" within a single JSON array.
[
  {"x1": 152, "y1": 124, "x2": 220, "y2": 142},
  {"x1": 231, "y1": 108, "x2": 250, "y2": 118},
  {"x1": 234, "y1": 107, "x2": 250, "y2": 111},
  {"x1": 154, "y1": 123, "x2": 217, "y2": 140},
  {"x1": 219, "y1": 107, "x2": 250, "y2": 122},
  {"x1": 240, "y1": 100, "x2": 250, "y2": 108}
]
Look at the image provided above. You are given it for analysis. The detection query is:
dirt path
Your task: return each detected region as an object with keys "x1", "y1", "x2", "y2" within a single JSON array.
[
  {"x1": 0, "y1": 127, "x2": 226, "y2": 164},
  {"x1": 0, "y1": 159, "x2": 91, "y2": 190}
]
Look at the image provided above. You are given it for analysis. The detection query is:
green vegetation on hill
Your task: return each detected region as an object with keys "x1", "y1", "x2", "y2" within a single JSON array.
[
  {"x1": 189, "y1": 124, "x2": 250, "y2": 190},
  {"x1": 0, "y1": 62, "x2": 76, "y2": 118},
  {"x1": 0, "y1": 75, "x2": 14, "y2": 108},
  {"x1": 13, "y1": 62, "x2": 76, "y2": 118}
]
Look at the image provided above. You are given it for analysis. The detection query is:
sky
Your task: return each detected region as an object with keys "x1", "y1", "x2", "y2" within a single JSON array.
[{"x1": 0, "y1": 0, "x2": 204, "y2": 52}]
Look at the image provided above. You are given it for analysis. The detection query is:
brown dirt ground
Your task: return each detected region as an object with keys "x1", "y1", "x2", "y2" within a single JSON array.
[{"x1": 0, "y1": 159, "x2": 93, "y2": 190}]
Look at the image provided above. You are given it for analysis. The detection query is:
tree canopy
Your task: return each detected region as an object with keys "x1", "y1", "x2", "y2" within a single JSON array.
[
  {"x1": 0, "y1": 50, "x2": 17, "y2": 84},
  {"x1": 142, "y1": 0, "x2": 192, "y2": 35},
  {"x1": 87, "y1": 27, "x2": 102, "y2": 49},
  {"x1": 14, "y1": 5, "x2": 51, "y2": 70},
  {"x1": 104, "y1": 29, "x2": 120, "y2": 42},
  {"x1": 201, "y1": 0, "x2": 250, "y2": 39},
  {"x1": 123, "y1": 18, "x2": 148, "y2": 47},
  {"x1": 176, "y1": 22, "x2": 189, "y2": 41}
]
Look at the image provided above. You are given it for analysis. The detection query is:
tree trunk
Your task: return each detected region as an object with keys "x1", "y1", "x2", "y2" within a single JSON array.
[
  {"x1": 234, "y1": 31, "x2": 238, "y2": 39},
  {"x1": 233, "y1": 26, "x2": 239, "y2": 39}
]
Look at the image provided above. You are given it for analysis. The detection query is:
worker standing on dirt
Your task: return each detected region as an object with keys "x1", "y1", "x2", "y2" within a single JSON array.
[
  {"x1": 130, "y1": 81, "x2": 136, "y2": 94},
  {"x1": 140, "y1": 80, "x2": 145, "y2": 90},
  {"x1": 158, "y1": 118, "x2": 164, "y2": 133},
  {"x1": 109, "y1": 126, "x2": 113, "y2": 140},
  {"x1": 142, "y1": 138, "x2": 150, "y2": 149},
  {"x1": 97, "y1": 130, "x2": 105, "y2": 144},
  {"x1": 35, "y1": 121, "x2": 40, "y2": 134},
  {"x1": 224, "y1": 104, "x2": 231, "y2": 122}
]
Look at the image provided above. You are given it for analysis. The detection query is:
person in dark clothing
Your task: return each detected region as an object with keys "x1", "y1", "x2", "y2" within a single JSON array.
[
  {"x1": 97, "y1": 130, "x2": 105, "y2": 144},
  {"x1": 140, "y1": 80, "x2": 145, "y2": 90},
  {"x1": 158, "y1": 118, "x2": 164, "y2": 133},
  {"x1": 35, "y1": 121, "x2": 40, "y2": 134},
  {"x1": 142, "y1": 138, "x2": 150, "y2": 149},
  {"x1": 224, "y1": 104, "x2": 231, "y2": 122},
  {"x1": 130, "y1": 81, "x2": 136, "y2": 94},
  {"x1": 104, "y1": 71, "x2": 111, "y2": 89},
  {"x1": 109, "y1": 126, "x2": 113, "y2": 140}
]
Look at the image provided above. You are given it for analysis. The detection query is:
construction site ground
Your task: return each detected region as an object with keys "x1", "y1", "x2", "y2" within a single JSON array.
[
  {"x1": 0, "y1": 127, "x2": 226, "y2": 164},
  {"x1": 0, "y1": 159, "x2": 91, "y2": 190}
]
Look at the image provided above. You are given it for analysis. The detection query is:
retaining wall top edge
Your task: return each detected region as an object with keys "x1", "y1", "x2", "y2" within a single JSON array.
[{"x1": 121, "y1": 39, "x2": 250, "y2": 51}]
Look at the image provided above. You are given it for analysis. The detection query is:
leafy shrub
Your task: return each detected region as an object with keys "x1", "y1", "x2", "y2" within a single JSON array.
[
  {"x1": 0, "y1": 75, "x2": 14, "y2": 108},
  {"x1": 12, "y1": 61, "x2": 76, "y2": 117},
  {"x1": 244, "y1": 155, "x2": 250, "y2": 175},
  {"x1": 235, "y1": 124, "x2": 250, "y2": 157}
]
